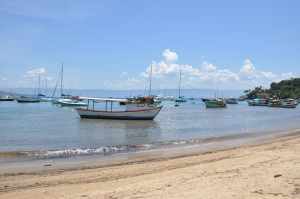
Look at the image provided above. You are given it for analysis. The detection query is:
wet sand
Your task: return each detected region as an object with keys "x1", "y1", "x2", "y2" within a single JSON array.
[{"x1": 0, "y1": 132, "x2": 300, "y2": 199}]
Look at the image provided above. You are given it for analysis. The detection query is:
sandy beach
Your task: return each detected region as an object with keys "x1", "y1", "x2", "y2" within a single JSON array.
[{"x1": 0, "y1": 132, "x2": 300, "y2": 199}]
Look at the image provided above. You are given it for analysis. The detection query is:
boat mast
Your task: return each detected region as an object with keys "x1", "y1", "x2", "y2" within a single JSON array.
[
  {"x1": 60, "y1": 63, "x2": 64, "y2": 96},
  {"x1": 178, "y1": 68, "x2": 182, "y2": 98},
  {"x1": 45, "y1": 78, "x2": 48, "y2": 96},
  {"x1": 38, "y1": 74, "x2": 41, "y2": 95},
  {"x1": 148, "y1": 64, "x2": 153, "y2": 96}
]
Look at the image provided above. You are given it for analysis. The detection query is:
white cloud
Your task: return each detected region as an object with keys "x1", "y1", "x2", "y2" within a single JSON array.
[
  {"x1": 240, "y1": 59, "x2": 256, "y2": 75},
  {"x1": 201, "y1": 62, "x2": 217, "y2": 72},
  {"x1": 239, "y1": 59, "x2": 275, "y2": 80},
  {"x1": 162, "y1": 49, "x2": 178, "y2": 63},
  {"x1": 141, "y1": 50, "x2": 241, "y2": 85},
  {"x1": 24, "y1": 67, "x2": 47, "y2": 78},
  {"x1": 134, "y1": 49, "x2": 294, "y2": 89}
]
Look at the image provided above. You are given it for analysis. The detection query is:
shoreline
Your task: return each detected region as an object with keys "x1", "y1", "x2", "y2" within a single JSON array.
[
  {"x1": 0, "y1": 130, "x2": 300, "y2": 198},
  {"x1": 1, "y1": 128, "x2": 299, "y2": 175},
  {"x1": 1, "y1": 128, "x2": 300, "y2": 174}
]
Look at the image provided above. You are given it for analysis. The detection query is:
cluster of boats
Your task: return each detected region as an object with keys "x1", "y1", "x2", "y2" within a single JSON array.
[
  {"x1": 248, "y1": 98, "x2": 298, "y2": 108},
  {"x1": 1, "y1": 64, "x2": 299, "y2": 121},
  {"x1": 1, "y1": 93, "x2": 300, "y2": 120},
  {"x1": 0, "y1": 94, "x2": 162, "y2": 120},
  {"x1": 200, "y1": 98, "x2": 238, "y2": 108}
]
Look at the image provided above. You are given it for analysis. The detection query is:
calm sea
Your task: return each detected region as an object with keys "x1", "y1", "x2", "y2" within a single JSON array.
[{"x1": 1, "y1": 89, "x2": 300, "y2": 160}]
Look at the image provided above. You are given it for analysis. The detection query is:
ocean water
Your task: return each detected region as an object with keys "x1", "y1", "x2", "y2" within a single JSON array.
[{"x1": 1, "y1": 89, "x2": 300, "y2": 159}]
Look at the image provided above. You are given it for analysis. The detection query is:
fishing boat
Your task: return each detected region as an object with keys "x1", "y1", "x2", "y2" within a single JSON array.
[
  {"x1": 225, "y1": 98, "x2": 238, "y2": 104},
  {"x1": 268, "y1": 98, "x2": 282, "y2": 107},
  {"x1": 76, "y1": 96, "x2": 162, "y2": 120},
  {"x1": 0, "y1": 95, "x2": 14, "y2": 101},
  {"x1": 247, "y1": 98, "x2": 269, "y2": 106},
  {"x1": 16, "y1": 96, "x2": 40, "y2": 103},
  {"x1": 204, "y1": 98, "x2": 226, "y2": 108}
]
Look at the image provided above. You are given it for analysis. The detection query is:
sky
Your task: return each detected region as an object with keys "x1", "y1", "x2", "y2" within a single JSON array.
[{"x1": 0, "y1": 0, "x2": 299, "y2": 90}]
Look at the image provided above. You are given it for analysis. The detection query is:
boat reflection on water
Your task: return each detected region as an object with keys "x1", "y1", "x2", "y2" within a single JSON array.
[{"x1": 77, "y1": 119, "x2": 162, "y2": 148}]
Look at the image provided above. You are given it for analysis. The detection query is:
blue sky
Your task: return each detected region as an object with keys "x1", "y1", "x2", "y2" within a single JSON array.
[{"x1": 0, "y1": 0, "x2": 299, "y2": 90}]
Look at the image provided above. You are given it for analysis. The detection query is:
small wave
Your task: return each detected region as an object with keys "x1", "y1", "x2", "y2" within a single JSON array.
[
  {"x1": 26, "y1": 144, "x2": 156, "y2": 159},
  {"x1": 5, "y1": 133, "x2": 261, "y2": 160}
]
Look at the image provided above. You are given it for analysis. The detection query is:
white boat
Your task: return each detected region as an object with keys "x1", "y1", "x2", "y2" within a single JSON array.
[
  {"x1": 0, "y1": 95, "x2": 14, "y2": 101},
  {"x1": 76, "y1": 96, "x2": 162, "y2": 120},
  {"x1": 56, "y1": 98, "x2": 88, "y2": 107},
  {"x1": 51, "y1": 63, "x2": 79, "y2": 105}
]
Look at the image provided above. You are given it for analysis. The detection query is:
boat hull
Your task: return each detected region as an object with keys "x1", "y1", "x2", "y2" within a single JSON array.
[
  {"x1": 56, "y1": 99, "x2": 87, "y2": 107},
  {"x1": 280, "y1": 105, "x2": 297, "y2": 108},
  {"x1": 16, "y1": 98, "x2": 40, "y2": 103},
  {"x1": 247, "y1": 99, "x2": 268, "y2": 106},
  {"x1": 225, "y1": 98, "x2": 238, "y2": 104},
  {"x1": 205, "y1": 100, "x2": 226, "y2": 108},
  {"x1": 0, "y1": 98, "x2": 14, "y2": 101},
  {"x1": 76, "y1": 107, "x2": 162, "y2": 120}
]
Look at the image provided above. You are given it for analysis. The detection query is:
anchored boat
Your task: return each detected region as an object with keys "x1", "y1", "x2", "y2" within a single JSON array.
[
  {"x1": 204, "y1": 98, "x2": 227, "y2": 108},
  {"x1": 174, "y1": 69, "x2": 187, "y2": 104},
  {"x1": 225, "y1": 98, "x2": 238, "y2": 104},
  {"x1": 247, "y1": 98, "x2": 269, "y2": 106},
  {"x1": 268, "y1": 98, "x2": 298, "y2": 108},
  {"x1": 56, "y1": 98, "x2": 88, "y2": 107},
  {"x1": 281, "y1": 99, "x2": 298, "y2": 108},
  {"x1": 16, "y1": 96, "x2": 40, "y2": 103},
  {"x1": 76, "y1": 96, "x2": 162, "y2": 120},
  {"x1": 0, "y1": 95, "x2": 14, "y2": 101}
]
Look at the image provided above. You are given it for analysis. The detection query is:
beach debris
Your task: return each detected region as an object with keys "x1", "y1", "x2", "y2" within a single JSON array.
[
  {"x1": 274, "y1": 174, "x2": 282, "y2": 178},
  {"x1": 43, "y1": 163, "x2": 52, "y2": 167}
]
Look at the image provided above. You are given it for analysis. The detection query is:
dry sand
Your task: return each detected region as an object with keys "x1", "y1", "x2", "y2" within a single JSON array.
[{"x1": 0, "y1": 133, "x2": 300, "y2": 199}]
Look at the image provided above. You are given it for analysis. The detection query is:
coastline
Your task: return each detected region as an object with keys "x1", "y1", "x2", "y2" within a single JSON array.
[
  {"x1": 0, "y1": 130, "x2": 300, "y2": 198},
  {"x1": 0, "y1": 128, "x2": 299, "y2": 174}
]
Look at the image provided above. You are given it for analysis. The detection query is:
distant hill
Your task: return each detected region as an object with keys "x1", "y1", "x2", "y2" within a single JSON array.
[{"x1": 244, "y1": 78, "x2": 300, "y2": 99}]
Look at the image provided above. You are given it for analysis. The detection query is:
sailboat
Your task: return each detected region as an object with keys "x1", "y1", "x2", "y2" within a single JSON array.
[
  {"x1": 175, "y1": 69, "x2": 187, "y2": 104},
  {"x1": 16, "y1": 75, "x2": 41, "y2": 103},
  {"x1": 52, "y1": 63, "x2": 87, "y2": 107},
  {"x1": 36, "y1": 74, "x2": 53, "y2": 102}
]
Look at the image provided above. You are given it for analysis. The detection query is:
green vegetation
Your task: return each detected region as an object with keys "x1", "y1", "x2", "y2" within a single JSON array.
[{"x1": 244, "y1": 78, "x2": 300, "y2": 99}]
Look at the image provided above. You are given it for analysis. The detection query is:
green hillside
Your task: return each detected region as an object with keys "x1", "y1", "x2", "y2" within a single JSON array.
[{"x1": 244, "y1": 78, "x2": 300, "y2": 99}]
